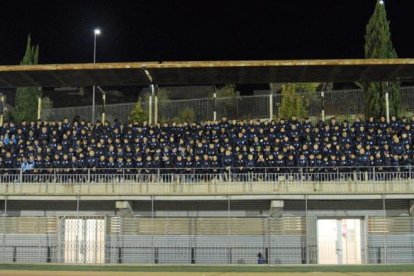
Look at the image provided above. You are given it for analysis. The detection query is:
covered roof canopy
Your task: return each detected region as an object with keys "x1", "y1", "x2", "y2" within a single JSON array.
[{"x1": 0, "y1": 59, "x2": 413, "y2": 88}]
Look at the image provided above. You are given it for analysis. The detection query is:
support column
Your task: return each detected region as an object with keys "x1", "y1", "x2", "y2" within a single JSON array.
[
  {"x1": 148, "y1": 95, "x2": 153, "y2": 125},
  {"x1": 385, "y1": 92, "x2": 390, "y2": 123},
  {"x1": 37, "y1": 97, "x2": 42, "y2": 120},
  {"x1": 0, "y1": 96, "x2": 5, "y2": 126},
  {"x1": 409, "y1": 200, "x2": 414, "y2": 216},
  {"x1": 92, "y1": 86, "x2": 96, "y2": 122},
  {"x1": 149, "y1": 84, "x2": 155, "y2": 125},
  {"x1": 269, "y1": 200, "x2": 284, "y2": 217},
  {"x1": 101, "y1": 93, "x2": 106, "y2": 123},
  {"x1": 321, "y1": 91, "x2": 325, "y2": 122},
  {"x1": 115, "y1": 201, "x2": 133, "y2": 217},
  {"x1": 213, "y1": 92, "x2": 217, "y2": 121},
  {"x1": 269, "y1": 93, "x2": 273, "y2": 121},
  {"x1": 154, "y1": 85, "x2": 158, "y2": 124}
]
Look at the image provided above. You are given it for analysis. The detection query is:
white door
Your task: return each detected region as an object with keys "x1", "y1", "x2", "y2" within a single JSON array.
[
  {"x1": 317, "y1": 219, "x2": 362, "y2": 264},
  {"x1": 64, "y1": 218, "x2": 105, "y2": 263}
]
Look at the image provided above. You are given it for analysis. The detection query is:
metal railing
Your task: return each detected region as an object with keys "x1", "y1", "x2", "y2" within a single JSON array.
[
  {"x1": 0, "y1": 166, "x2": 413, "y2": 196},
  {"x1": 2, "y1": 166, "x2": 414, "y2": 183}
]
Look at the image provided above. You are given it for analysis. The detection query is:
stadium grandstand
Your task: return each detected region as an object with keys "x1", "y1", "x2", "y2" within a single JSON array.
[{"x1": 0, "y1": 59, "x2": 413, "y2": 267}]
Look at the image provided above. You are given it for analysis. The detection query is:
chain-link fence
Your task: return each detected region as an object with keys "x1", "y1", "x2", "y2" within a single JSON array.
[{"x1": 42, "y1": 86, "x2": 414, "y2": 123}]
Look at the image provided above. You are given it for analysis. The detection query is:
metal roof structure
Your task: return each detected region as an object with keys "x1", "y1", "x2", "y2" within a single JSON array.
[{"x1": 0, "y1": 59, "x2": 413, "y2": 88}]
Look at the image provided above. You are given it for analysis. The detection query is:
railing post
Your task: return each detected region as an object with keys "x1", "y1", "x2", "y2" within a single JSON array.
[
  {"x1": 19, "y1": 168, "x2": 22, "y2": 184},
  {"x1": 373, "y1": 167, "x2": 376, "y2": 181},
  {"x1": 158, "y1": 168, "x2": 161, "y2": 182},
  {"x1": 336, "y1": 167, "x2": 339, "y2": 181},
  {"x1": 192, "y1": 168, "x2": 195, "y2": 183},
  {"x1": 87, "y1": 169, "x2": 91, "y2": 183},
  {"x1": 300, "y1": 167, "x2": 303, "y2": 181}
]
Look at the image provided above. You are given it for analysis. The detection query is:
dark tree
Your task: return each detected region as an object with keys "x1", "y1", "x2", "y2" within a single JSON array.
[
  {"x1": 363, "y1": 0, "x2": 400, "y2": 118},
  {"x1": 14, "y1": 35, "x2": 41, "y2": 122}
]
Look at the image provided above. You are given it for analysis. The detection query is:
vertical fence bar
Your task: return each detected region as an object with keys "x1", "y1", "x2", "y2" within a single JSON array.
[
  {"x1": 2, "y1": 196, "x2": 7, "y2": 262},
  {"x1": 382, "y1": 195, "x2": 387, "y2": 264},
  {"x1": 151, "y1": 195, "x2": 155, "y2": 263},
  {"x1": 305, "y1": 194, "x2": 309, "y2": 264},
  {"x1": 76, "y1": 195, "x2": 80, "y2": 264},
  {"x1": 227, "y1": 195, "x2": 231, "y2": 264}
]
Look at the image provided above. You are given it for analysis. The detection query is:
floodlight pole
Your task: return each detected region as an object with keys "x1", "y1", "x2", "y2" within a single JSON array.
[{"x1": 92, "y1": 28, "x2": 100, "y2": 123}]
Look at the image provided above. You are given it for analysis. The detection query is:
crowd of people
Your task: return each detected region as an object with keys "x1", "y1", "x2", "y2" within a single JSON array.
[{"x1": 0, "y1": 115, "x2": 414, "y2": 181}]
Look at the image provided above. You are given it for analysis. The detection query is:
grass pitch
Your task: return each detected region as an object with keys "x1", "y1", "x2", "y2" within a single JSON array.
[{"x1": 0, "y1": 263, "x2": 414, "y2": 273}]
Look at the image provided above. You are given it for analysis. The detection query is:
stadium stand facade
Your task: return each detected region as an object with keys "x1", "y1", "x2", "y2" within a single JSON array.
[{"x1": 1, "y1": 59, "x2": 414, "y2": 265}]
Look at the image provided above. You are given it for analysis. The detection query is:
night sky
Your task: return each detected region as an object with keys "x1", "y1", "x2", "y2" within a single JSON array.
[{"x1": 1, "y1": 0, "x2": 414, "y2": 66}]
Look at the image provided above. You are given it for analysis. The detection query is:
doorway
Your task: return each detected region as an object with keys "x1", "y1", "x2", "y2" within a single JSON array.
[
  {"x1": 63, "y1": 217, "x2": 106, "y2": 263},
  {"x1": 317, "y1": 218, "x2": 362, "y2": 264}
]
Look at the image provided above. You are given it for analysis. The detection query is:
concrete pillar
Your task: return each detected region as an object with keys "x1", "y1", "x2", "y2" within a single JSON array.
[
  {"x1": 213, "y1": 92, "x2": 217, "y2": 121},
  {"x1": 385, "y1": 92, "x2": 390, "y2": 123},
  {"x1": 270, "y1": 200, "x2": 284, "y2": 217},
  {"x1": 116, "y1": 201, "x2": 133, "y2": 217},
  {"x1": 148, "y1": 95, "x2": 153, "y2": 125},
  {"x1": 321, "y1": 91, "x2": 325, "y2": 122},
  {"x1": 269, "y1": 93, "x2": 273, "y2": 121},
  {"x1": 37, "y1": 97, "x2": 42, "y2": 120},
  {"x1": 409, "y1": 200, "x2": 414, "y2": 216}
]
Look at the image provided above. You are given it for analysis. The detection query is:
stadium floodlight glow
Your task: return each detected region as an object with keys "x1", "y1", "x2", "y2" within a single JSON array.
[
  {"x1": 379, "y1": 0, "x2": 384, "y2": 5},
  {"x1": 94, "y1": 28, "x2": 101, "y2": 36}
]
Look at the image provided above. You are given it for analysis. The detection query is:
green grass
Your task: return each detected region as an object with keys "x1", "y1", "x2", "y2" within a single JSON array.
[{"x1": 0, "y1": 263, "x2": 414, "y2": 272}]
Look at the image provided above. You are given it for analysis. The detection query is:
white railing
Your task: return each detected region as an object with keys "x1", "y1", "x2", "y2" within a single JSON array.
[
  {"x1": 2, "y1": 166, "x2": 413, "y2": 183},
  {"x1": 0, "y1": 166, "x2": 414, "y2": 195}
]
